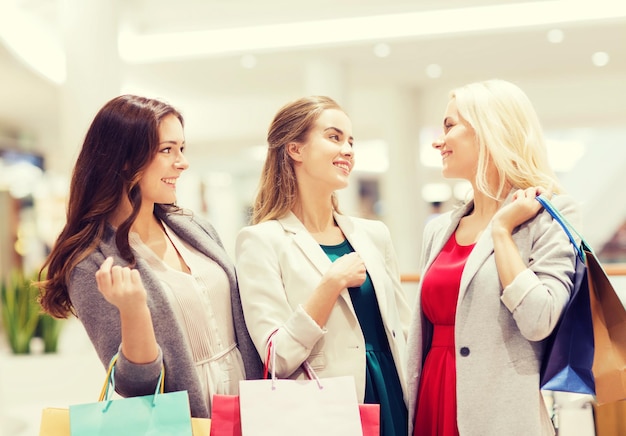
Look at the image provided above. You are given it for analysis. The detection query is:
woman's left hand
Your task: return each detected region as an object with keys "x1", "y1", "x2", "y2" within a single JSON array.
[{"x1": 492, "y1": 186, "x2": 551, "y2": 234}]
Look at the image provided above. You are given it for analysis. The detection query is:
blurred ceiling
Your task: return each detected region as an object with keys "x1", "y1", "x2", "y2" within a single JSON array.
[{"x1": 1, "y1": 0, "x2": 625, "y2": 169}]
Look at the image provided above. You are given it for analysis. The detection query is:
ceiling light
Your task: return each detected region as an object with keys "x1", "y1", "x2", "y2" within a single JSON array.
[
  {"x1": 591, "y1": 51, "x2": 610, "y2": 67},
  {"x1": 425, "y1": 64, "x2": 442, "y2": 79},
  {"x1": 240, "y1": 54, "x2": 257, "y2": 69},
  {"x1": 373, "y1": 43, "x2": 391, "y2": 58},
  {"x1": 118, "y1": 1, "x2": 626, "y2": 63},
  {"x1": 546, "y1": 29, "x2": 564, "y2": 43}
]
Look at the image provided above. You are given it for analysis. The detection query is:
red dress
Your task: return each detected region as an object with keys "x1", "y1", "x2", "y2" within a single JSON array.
[{"x1": 414, "y1": 233, "x2": 475, "y2": 436}]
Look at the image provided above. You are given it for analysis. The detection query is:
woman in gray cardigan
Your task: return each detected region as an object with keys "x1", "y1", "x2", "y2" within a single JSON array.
[
  {"x1": 38, "y1": 95, "x2": 262, "y2": 418},
  {"x1": 406, "y1": 80, "x2": 578, "y2": 435}
]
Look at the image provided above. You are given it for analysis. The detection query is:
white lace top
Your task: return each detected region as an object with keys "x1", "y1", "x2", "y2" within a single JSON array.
[{"x1": 129, "y1": 222, "x2": 246, "y2": 414}]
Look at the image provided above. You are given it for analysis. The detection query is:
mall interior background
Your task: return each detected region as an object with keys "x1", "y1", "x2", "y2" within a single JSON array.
[{"x1": 0, "y1": 1, "x2": 625, "y2": 435}]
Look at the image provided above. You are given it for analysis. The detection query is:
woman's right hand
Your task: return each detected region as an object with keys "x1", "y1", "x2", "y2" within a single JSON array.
[
  {"x1": 323, "y1": 252, "x2": 367, "y2": 292},
  {"x1": 95, "y1": 256, "x2": 148, "y2": 312},
  {"x1": 305, "y1": 252, "x2": 367, "y2": 327}
]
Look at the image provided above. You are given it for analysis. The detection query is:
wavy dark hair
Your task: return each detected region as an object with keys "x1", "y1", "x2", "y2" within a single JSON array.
[{"x1": 37, "y1": 95, "x2": 183, "y2": 318}]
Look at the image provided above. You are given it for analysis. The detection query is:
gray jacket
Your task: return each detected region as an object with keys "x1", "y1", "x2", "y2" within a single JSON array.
[
  {"x1": 69, "y1": 206, "x2": 263, "y2": 418},
  {"x1": 406, "y1": 193, "x2": 579, "y2": 435}
]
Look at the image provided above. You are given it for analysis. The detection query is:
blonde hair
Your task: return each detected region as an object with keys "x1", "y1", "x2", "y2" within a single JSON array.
[
  {"x1": 252, "y1": 96, "x2": 344, "y2": 224},
  {"x1": 451, "y1": 79, "x2": 561, "y2": 199}
]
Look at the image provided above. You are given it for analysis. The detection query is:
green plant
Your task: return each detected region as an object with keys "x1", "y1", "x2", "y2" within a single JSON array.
[
  {"x1": 36, "y1": 312, "x2": 64, "y2": 353},
  {"x1": 0, "y1": 270, "x2": 41, "y2": 354}
]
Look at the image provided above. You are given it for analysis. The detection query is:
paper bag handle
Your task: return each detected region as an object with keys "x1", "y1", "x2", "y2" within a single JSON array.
[
  {"x1": 264, "y1": 335, "x2": 323, "y2": 389},
  {"x1": 536, "y1": 194, "x2": 589, "y2": 261},
  {"x1": 97, "y1": 353, "x2": 165, "y2": 409}
]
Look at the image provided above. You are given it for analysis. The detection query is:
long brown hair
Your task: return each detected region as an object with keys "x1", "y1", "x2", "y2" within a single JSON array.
[
  {"x1": 252, "y1": 96, "x2": 344, "y2": 224},
  {"x1": 38, "y1": 95, "x2": 183, "y2": 318}
]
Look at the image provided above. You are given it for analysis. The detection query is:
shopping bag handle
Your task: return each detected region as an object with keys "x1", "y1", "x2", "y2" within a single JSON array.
[
  {"x1": 536, "y1": 194, "x2": 589, "y2": 262},
  {"x1": 264, "y1": 335, "x2": 323, "y2": 390},
  {"x1": 98, "y1": 353, "x2": 165, "y2": 410}
]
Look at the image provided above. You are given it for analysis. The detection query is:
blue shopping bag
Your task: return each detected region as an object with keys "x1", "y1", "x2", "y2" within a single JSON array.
[
  {"x1": 69, "y1": 354, "x2": 193, "y2": 435},
  {"x1": 537, "y1": 195, "x2": 595, "y2": 395}
]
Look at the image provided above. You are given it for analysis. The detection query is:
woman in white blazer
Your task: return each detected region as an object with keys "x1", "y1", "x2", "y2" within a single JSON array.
[
  {"x1": 406, "y1": 80, "x2": 579, "y2": 436},
  {"x1": 236, "y1": 96, "x2": 412, "y2": 436}
]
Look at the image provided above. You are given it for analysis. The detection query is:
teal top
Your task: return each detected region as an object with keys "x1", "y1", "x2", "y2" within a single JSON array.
[{"x1": 321, "y1": 239, "x2": 407, "y2": 436}]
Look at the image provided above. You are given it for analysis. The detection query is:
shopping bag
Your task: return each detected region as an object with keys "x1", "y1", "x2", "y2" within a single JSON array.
[
  {"x1": 210, "y1": 395, "x2": 241, "y2": 436},
  {"x1": 39, "y1": 407, "x2": 70, "y2": 436},
  {"x1": 592, "y1": 400, "x2": 626, "y2": 436},
  {"x1": 39, "y1": 408, "x2": 211, "y2": 435},
  {"x1": 358, "y1": 403, "x2": 381, "y2": 436},
  {"x1": 191, "y1": 418, "x2": 212, "y2": 435},
  {"x1": 209, "y1": 395, "x2": 379, "y2": 436},
  {"x1": 537, "y1": 195, "x2": 595, "y2": 395},
  {"x1": 537, "y1": 195, "x2": 626, "y2": 404},
  {"x1": 239, "y1": 334, "x2": 364, "y2": 436},
  {"x1": 587, "y1": 252, "x2": 626, "y2": 404},
  {"x1": 68, "y1": 354, "x2": 193, "y2": 436},
  {"x1": 239, "y1": 374, "x2": 363, "y2": 436}
]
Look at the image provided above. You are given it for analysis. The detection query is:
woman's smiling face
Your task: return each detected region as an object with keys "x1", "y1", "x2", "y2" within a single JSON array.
[
  {"x1": 434, "y1": 98, "x2": 479, "y2": 181},
  {"x1": 290, "y1": 108, "x2": 355, "y2": 191},
  {"x1": 139, "y1": 114, "x2": 188, "y2": 205}
]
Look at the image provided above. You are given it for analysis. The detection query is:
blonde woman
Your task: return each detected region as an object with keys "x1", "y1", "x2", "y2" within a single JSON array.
[{"x1": 406, "y1": 80, "x2": 579, "y2": 436}]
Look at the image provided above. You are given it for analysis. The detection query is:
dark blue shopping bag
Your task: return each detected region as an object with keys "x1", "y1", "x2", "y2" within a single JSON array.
[{"x1": 537, "y1": 195, "x2": 595, "y2": 395}]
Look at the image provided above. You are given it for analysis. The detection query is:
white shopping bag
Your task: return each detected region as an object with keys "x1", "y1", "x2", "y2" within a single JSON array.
[
  {"x1": 239, "y1": 374, "x2": 363, "y2": 436},
  {"x1": 239, "y1": 336, "x2": 362, "y2": 436}
]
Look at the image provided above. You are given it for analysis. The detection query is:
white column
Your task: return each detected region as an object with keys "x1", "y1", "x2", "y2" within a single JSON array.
[
  {"x1": 302, "y1": 59, "x2": 359, "y2": 216},
  {"x1": 49, "y1": 0, "x2": 121, "y2": 176},
  {"x1": 377, "y1": 87, "x2": 426, "y2": 277},
  {"x1": 303, "y1": 59, "x2": 346, "y2": 102}
]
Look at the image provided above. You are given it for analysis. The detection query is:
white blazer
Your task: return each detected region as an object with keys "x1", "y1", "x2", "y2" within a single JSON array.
[{"x1": 235, "y1": 211, "x2": 412, "y2": 403}]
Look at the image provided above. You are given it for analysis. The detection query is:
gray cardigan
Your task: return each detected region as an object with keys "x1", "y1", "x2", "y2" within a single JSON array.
[
  {"x1": 406, "y1": 193, "x2": 579, "y2": 435},
  {"x1": 68, "y1": 207, "x2": 263, "y2": 418}
]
